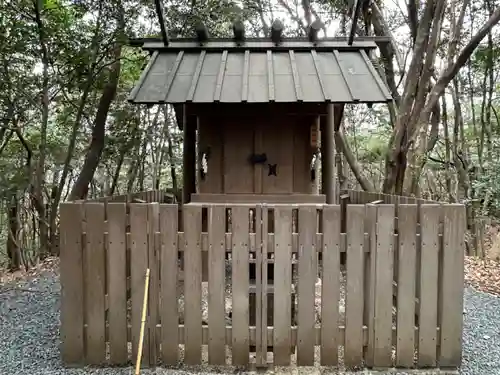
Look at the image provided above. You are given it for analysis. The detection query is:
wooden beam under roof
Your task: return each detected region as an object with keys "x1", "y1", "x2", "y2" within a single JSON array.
[{"x1": 127, "y1": 36, "x2": 392, "y2": 49}]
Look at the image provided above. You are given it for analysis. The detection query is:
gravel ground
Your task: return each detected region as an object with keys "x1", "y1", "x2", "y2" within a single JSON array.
[{"x1": 0, "y1": 268, "x2": 499, "y2": 375}]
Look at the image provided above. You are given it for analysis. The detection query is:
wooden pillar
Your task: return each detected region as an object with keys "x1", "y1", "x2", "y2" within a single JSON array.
[
  {"x1": 312, "y1": 116, "x2": 321, "y2": 195},
  {"x1": 182, "y1": 106, "x2": 197, "y2": 204},
  {"x1": 182, "y1": 108, "x2": 207, "y2": 280},
  {"x1": 322, "y1": 104, "x2": 336, "y2": 204},
  {"x1": 321, "y1": 116, "x2": 327, "y2": 196}
]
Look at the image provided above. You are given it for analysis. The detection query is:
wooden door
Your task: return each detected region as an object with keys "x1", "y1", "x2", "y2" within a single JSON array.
[
  {"x1": 260, "y1": 120, "x2": 294, "y2": 194},
  {"x1": 201, "y1": 116, "x2": 308, "y2": 195},
  {"x1": 223, "y1": 120, "x2": 255, "y2": 193}
]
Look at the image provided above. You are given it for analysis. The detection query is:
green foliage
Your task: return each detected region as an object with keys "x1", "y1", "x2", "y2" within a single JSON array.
[
  {"x1": 0, "y1": 0, "x2": 498, "y2": 269},
  {"x1": 473, "y1": 167, "x2": 500, "y2": 216}
]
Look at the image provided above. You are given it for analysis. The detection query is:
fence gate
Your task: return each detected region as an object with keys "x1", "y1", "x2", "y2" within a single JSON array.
[
  {"x1": 250, "y1": 203, "x2": 321, "y2": 367},
  {"x1": 213, "y1": 203, "x2": 273, "y2": 367}
]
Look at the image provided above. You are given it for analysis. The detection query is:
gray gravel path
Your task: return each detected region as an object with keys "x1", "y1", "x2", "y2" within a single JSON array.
[{"x1": 0, "y1": 269, "x2": 499, "y2": 375}]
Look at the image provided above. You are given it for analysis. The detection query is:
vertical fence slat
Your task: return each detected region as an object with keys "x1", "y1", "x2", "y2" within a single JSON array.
[
  {"x1": 84, "y1": 203, "x2": 106, "y2": 364},
  {"x1": 107, "y1": 203, "x2": 128, "y2": 364},
  {"x1": 363, "y1": 202, "x2": 373, "y2": 361},
  {"x1": 320, "y1": 205, "x2": 341, "y2": 366},
  {"x1": 415, "y1": 200, "x2": 422, "y2": 324},
  {"x1": 261, "y1": 205, "x2": 269, "y2": 364},
  {"x1": 130, "y1": 203, "x2": 150, "y2": 365},
  {"x1": 297, "y1": 206, "x2": 317, "y2": 366},
  {"x1": 232, "y1": 206, "x2": 250, "y2": 365},
  {"x1": 440, "y1": 204, "x2": 466, "y2": 367},
  {"x1": 345, "y1": 205, "x2": 365, "y2": 367},
  {"x1": 208, "y1": 205, "x2": 226, "y2": 365},
  {"x1": 393, "y1": 200, "x2": 399, "y2": 297},
  {"x1": 160, "y1": 204, "x2": 179, "y2": 364},
  {"x1": 148, "y1": 203, "x2": 160, "y2": 365},
  {"x1": 365, "y1": 204, "x2": 377, "y2": 367},
  {"x1": 373, "y1": 204, "x2": 394, "y2": 368},
  {"x1": 274, "y1": 206, "x2": 293, "y2": 365},
  {"x1": 396, "y1": 204, "x2": 417, "y2": 367},
  {"x1": 184, "y1": 204, "x2": 203, "y2": 365},
  {"x1": 255, "y1": 206, "x2": 264, "y2": 366},
  {"x1": 418, "y1": 204, "x2": 440, "y2": 367},
  {"x1": 60, "y1": 203, "x2": 85, "y2": 364}
]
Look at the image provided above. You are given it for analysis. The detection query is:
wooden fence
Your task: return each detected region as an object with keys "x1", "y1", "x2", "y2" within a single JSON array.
[
  {"x1": 59, "y1": 200, "x2": 465, "y2": 370},
  {"x1": 70, "y1": 189, "x2": 176, "y2": 204},
  {"x1": 345, "y1": 189, "x2": 439, "y2": 204}
]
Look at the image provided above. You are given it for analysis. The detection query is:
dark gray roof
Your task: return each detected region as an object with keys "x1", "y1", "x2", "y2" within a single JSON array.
[{"x1": 128, "y1": 41, "x2": 392, "y2": 104}]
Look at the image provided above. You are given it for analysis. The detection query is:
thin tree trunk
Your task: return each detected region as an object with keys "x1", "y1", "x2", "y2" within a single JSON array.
[
  {"x1": 7, "y1": 194, "x2": 21, "y2": 271},
  {"x1": 69, "y1": 30, "x2": 124, "y2": 200},
  {"x1": 33, "y1": 0, "x2": 50, "y2": 257},
  {"x1": 479, "y1": 60, "x2": 489, "y2": 164},
  {"x1": 137, "y1": 131, "x2": 149, "y2": 192},
  {"x1": 336, "y1": 118, "x2": 346, "y2": 191},
  {"x1": 442, "y1": 97, "x2": 453, "y2": 202},
  {"x1": 485, "y1": 0, "x2": 494, "y2": 165},
  {"x1": 48, "y1": 2, "x2": 105, "y2": 252},
  {"x1": 164, "y1": 106, "x2": 178, "y2": 194},
  {"x1": 370, "y1": 3, "x2": 404, "y2": 105},
  {"x1": 108, "y1": 119, "x2": 140, "y2": 196},
  {"x1": 335, "y1": 130, "x2": 374, "y2": 192},
  {"x1": 126, "y1": 122, "x2": 143, "y2": 193},
  {"x1": 151, "y1": 106, "x2": 164, "y2": 190},
  {"x1": 109, "y1": 148, "x2": 126, "y2": 196}
]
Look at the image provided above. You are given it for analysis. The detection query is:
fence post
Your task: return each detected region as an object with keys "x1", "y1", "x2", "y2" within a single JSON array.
[
  {"x1": 60, "y1": 203, "x2": 85, "y2": 365},
  {"x1": 439, "y1": 204, "x2": 466, "y2": 368},
  {"x1": 364, "y1": 203, "x2": 377, "y2": 368}
]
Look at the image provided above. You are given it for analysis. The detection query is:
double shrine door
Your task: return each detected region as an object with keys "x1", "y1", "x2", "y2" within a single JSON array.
[{"x1": 199, "y1": 116, "x2": 313, "y2": 195}]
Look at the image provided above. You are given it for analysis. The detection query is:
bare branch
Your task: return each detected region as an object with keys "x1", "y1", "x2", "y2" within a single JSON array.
[
  {"x1": 420, "y1": 6, "x2": 500, "y2": 130},
  {"x1": 276, "y1": 0, "x2": 307, "y2": 34}
]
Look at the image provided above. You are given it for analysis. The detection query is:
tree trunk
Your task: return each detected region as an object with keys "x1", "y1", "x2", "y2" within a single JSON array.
[
  {"x1": 164, "y1": 106, "x2": 179, "y2": 194},
  {"x1": 48, "y1": 165, "x2": 61, "y2": 254},
  {"x1": 383, "y1": 4, "x2": 500, "y2": 194},
  {"x1": 138, "y1": 134, "x2": 148, "y2": 192},
  {"x1": 33, "y1": 0, "x2": 50, "y2": 257},
  {"x1": 406, "y1": 101, "x2": 441, "y2": 196},
  {"x1": 109, "y1": 147, "x2": 126, "y2": 196},
  {"x1": 334, "y1": 130, "x2": 374, "y2": 192},
  {"x1": 47, "y1": 3, "x2": 105, "y2": 254},
  {"x1": 403, "y1": 0, "x2": 447, "y2": 195},
  {"x1": 382, "y1": 0, "x2": 438, "y2": 194},
  {"x1": 150, "y1": 106, "x2": 164, "y2": 190},
  {"x1": 370, "y1": 3, "x2": 403, "y2": 105},
  {"x1": 69, "y1": 41, "x2": 123, "y2": 200},
  {"x1": 126, "y1": 146, "x2": 140, "y2": 193},
  {"x1": 7, "y1": 195, "x2": 21, "y2": 271},
  {"x1": 442, "y1": 97, "x2": 454, "y2": 202}
]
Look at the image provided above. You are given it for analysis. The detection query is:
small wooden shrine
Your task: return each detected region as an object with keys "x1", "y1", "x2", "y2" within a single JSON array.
[
  {"x1": 129, "y1": 20, "x2": 392, "y2": 206},
  {"x1": 128, "y1": 6, "x2": 392, "y2": 343},
  {"x1": 57, "y1": 5, "x2": 465, "y2": 370}
]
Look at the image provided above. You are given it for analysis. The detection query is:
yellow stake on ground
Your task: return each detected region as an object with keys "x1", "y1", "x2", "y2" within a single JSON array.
[{"x1": 135, "y1": 268, "x2": 150, "y2": 375}]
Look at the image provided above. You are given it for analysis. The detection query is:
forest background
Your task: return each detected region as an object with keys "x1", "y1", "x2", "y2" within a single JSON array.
[{"x1": 1, "y1": 0, "x2": 500, "y2": 291}]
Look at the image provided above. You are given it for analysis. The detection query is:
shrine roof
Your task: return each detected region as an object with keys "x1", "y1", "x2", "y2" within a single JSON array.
[{"x1": 128, "y1": 37, "x2": 393, "y2": 104}]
